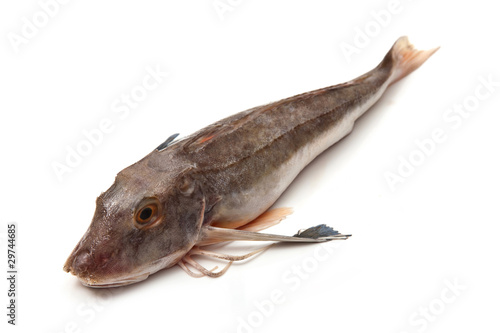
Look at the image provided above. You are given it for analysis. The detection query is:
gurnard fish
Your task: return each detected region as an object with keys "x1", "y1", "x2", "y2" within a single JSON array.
[{"x1": 64, "y1": 36, "x2": 437, "y2": 287}]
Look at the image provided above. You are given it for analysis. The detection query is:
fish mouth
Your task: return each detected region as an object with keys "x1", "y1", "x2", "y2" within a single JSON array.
[
  {"x1": 64, "y1": 245, "x2": 184, "y2": 288},
  {"x1": 76, "y1": 272, "x2": 151, "y2": 288},
  {"x1": 64, "y1": 254, "x2": 151, "y2": 288}
]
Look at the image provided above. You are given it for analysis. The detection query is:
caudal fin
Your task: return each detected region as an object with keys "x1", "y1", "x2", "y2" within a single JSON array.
[{"x1": 388, "y1": 36, "x2": 439, "y2": 84}]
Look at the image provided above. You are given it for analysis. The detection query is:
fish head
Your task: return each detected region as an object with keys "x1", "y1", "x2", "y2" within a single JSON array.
[{"x1": 63, "y1": 160, "x2": 205, "y2": 287}]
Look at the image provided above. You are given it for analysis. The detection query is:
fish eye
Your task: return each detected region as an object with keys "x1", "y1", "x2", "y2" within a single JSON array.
[
  {"x1": 139, "y1": 207, "x2": 153, "y2": 220},
  {"x1": 134, "y1": 199, "x2": 162, "y2": 229}
]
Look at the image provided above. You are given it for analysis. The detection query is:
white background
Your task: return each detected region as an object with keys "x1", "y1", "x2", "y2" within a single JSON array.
[{"x1": 1, "y1": 1, "x2": 499, "y2": 332}]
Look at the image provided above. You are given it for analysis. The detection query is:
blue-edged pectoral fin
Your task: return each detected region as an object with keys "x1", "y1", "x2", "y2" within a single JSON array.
[{"x1": 200, "y1": 225, "x2": 351, "y2": 245}]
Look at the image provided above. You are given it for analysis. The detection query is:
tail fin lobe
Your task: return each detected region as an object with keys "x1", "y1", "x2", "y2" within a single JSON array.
[{"x1": 388, "y1": 36, "x2": 439, "y2": 84}]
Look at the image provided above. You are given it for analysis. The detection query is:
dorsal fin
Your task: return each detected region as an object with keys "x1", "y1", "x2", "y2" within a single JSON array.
[
  {"x1": 156, "y1": 133, "x2": 180, "y2": 151},
  {"x1": 181, "y1": 124, "x2": 231, "y2": 152}
]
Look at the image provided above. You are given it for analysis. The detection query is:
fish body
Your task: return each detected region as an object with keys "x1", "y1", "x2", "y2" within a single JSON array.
[{"x1": 64, "y1": 37, "x2": 437, "y2": 287}]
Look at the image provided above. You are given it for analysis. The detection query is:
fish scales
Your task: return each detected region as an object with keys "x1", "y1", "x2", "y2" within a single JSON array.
[{"x1": 184, "y1": 54, "x2": 393, "y2": 225}]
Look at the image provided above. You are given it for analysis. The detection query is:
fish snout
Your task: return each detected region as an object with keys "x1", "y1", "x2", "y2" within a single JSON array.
[
  {"x1": 64, "y1": 246, "x2": 120, "y2": 280},
  {"x1": 67, "y1": 250, "x2": 93, "y2": 277}
]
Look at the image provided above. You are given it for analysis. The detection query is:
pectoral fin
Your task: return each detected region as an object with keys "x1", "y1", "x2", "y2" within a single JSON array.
[
  {"x1": 199, "y1": 224, "x2": 350, "y2": 245},
  {"x1": 237, "y1": 207, "x2": 293, "y2": 232},
  {"x1": 180, "y1": 224, "x2": 350, "y2": 278},
  {"x1": 211, "y1": 207, "x2": 293, "y2": 231}
]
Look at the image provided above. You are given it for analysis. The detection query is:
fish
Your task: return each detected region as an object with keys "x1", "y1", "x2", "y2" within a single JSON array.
[{"x1": 63, "y1": 36, "x2": 438, "y2": 287}]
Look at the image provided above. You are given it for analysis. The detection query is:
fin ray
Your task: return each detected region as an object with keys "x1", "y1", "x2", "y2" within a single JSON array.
[{"x1": 199, "y1": 225, "x2": 350, "y2": 245}]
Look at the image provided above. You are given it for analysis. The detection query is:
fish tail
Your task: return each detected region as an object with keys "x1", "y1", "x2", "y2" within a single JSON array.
[{"x1": 386, "y1": 36, "x2": 439, "y2": 84}]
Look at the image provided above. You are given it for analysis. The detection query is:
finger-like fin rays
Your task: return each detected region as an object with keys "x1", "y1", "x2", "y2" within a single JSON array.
[
  {"x1": 177, "y1": 223, "x2": 350, "y2": 278},
  {"x1": 181, "y1": 253, "x2": 232, "y2": 278},
  {"x1": 177, "y1": 260, "x2": 207, "y2": 278},
  {"x1": 177, "y1": 244, "x2": 274, "y2": 278},
  {"x1": 176, "y1": 207, "x2": 293, "y2": 278}
]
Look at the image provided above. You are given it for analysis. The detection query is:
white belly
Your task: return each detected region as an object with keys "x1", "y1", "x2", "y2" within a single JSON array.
[{"x1": 214, "y1": 82, "x2": 389, "y2": 225}]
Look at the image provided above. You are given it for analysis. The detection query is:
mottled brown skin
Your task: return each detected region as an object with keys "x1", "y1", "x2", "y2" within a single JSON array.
[
  {"x1": 182, "y1": 51, "x2": 393, "y2": 225},
  {"x1": 64, "y1": 37, "x2": 436, "y2": 286},
  {"x1": 64, "y1": 163, "x2": 207, "y2": 285}
]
